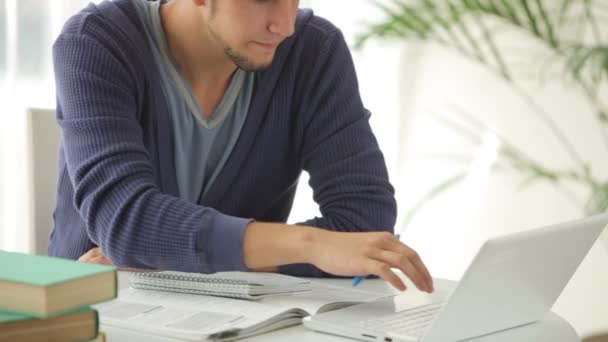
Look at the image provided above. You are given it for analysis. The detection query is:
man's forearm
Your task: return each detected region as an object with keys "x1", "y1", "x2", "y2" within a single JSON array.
[{"x1": 242, "y1": 222, "x2": 319, "y2": 269}]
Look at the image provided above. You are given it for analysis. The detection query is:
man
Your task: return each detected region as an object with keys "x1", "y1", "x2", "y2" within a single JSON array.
[{"x1": 50, "y1": 0, "x2": 434, "y2": 293}]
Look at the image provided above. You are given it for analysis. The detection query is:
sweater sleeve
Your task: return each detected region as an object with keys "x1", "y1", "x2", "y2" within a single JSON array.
[
  {"x1": 53, "y1": 31, "x2": 251, "y2": 273},
  {"x1": 279, "y1": 28, "x2": 397, "y2": 277}
]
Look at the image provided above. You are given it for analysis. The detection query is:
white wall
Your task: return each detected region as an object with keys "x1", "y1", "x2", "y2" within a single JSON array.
[{"x1": 0, "y1": 0, "x2": 95, "y2": 252}]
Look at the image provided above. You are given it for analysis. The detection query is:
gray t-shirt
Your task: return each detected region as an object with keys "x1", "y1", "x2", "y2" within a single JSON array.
[{"x1": 133, "y1": 0, "x2": 254, "y2": 203}]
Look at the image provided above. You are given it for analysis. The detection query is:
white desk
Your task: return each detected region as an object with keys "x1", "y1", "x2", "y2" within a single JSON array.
[{"x1": 102, "y1": 272, "x2": 580, "y2": 342}]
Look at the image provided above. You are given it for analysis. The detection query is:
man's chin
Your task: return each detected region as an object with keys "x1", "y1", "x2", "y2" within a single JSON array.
[
  {"x1": 225, "y1": 48, "x2": 274, "y2": 72},
  {"x1": 236, "y1": 59, "x2": 273, "y2": 72}
]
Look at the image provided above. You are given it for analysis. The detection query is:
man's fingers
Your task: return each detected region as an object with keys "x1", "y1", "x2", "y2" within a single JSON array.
[
  {"x1": 78, "y1": 247, "x2": 113, "y2": 266},
  {"x1": 372, "y1": 250, "x2": 427, "y2": 292},
  {"x1": 87, "y1": 256, "x2": 112, "y2": 265},
  {"x1": 367, "y1": 260, "x2": 406, "y2": 291},
  {"x1": 408, "y1": 253, "x2": 434, "y2": 292},
  {"x1": 386, "y1": 239, "x2": 434, "y2": 292},
  {"x1": 400, "y1": 259, "x2": 429, "y2": 292},
  {"x1": 77, "y1": 248, "x2": 98, "y2": 262},
  {"x1": 400, "y1": 249, "x2": 432, "y2": 292}
]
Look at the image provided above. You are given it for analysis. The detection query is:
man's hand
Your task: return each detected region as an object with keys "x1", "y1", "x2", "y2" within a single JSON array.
[
  {"x1": 78, "y1": 247, "x2": 153, "y2": 272},
  {"x1": 243, "y1": 222, "x2": 433, "y2": 293},
  {"x1": 78, "y1": 247, "x2": 113, "y2": 265},
  {"x1": 309, "y1": 230, "x2": 433, "y2": 292}
]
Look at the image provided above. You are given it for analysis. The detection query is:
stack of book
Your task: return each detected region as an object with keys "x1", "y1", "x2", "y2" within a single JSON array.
[{"x1": 0, "y1": 250, "x2": 117, "y2": 342}]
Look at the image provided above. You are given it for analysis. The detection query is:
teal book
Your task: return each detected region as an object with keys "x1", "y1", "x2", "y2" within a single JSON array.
[
  {"x1": 0, "y1": 251, "x2": 117, "y2": 317},
  {"x1": 0, "y1": 306, "x2": 99, "y2": 342}
]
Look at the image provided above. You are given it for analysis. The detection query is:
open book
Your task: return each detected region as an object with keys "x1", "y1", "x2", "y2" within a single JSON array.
[
  {"x1": 129, "y1": 271, "x2": 312, "y2": 300},
  {"x1": 96, "y1": 279, "x2": 388, "y2": 341}
]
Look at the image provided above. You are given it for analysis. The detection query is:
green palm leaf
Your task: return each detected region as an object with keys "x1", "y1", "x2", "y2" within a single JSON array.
[{"x1": 564, "y1": 45, "x2": 608, "y2": 84}]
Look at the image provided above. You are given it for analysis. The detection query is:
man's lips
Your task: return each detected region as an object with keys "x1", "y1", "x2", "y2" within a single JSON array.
[{"x1": 253, "y1": 41, "x2": 280, "y2": 50}]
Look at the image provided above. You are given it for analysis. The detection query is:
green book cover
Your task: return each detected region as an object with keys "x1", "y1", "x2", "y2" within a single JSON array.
[
  {"x1": 0, "y1": 306, "x2": 94, "y2": 324},
  {"x1": 0, "y1": 250, "x2": 116, "y2": 287},
  {"x1": 0, "y1": 309, "x2": 37, "y2": 324}
]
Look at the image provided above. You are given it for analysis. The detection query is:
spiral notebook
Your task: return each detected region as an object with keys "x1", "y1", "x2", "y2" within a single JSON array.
[{"x1": 129, "y1": 271, "x2": 312, "y2": 300}]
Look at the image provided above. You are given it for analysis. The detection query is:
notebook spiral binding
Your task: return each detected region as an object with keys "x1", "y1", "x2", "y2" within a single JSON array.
[
  {"x1": 131, "y1": 272, "x2": 248, "y2": 285},
  {"x1": 128, "y1": 272, "x2": 257, "y2": 299}
]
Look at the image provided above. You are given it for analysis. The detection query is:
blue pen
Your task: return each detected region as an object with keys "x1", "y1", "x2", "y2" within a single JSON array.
[{"x1": 352, "y1": 233, "x2": 400, "y2": 287}]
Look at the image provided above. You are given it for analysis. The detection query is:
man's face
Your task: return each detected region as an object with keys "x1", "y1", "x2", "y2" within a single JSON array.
[{"x1": 205, "y1": 0, "x2": 299, "y2": 72}]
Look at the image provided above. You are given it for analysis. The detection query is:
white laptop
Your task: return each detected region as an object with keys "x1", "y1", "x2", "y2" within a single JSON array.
[{"x1": 304, "y1": 214, "x2": 608, "y2": 342}]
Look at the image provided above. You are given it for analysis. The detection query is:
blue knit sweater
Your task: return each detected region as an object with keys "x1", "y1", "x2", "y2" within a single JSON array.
[{"x1": 50, "y1": 0, "x2": 396, "y2": 276}]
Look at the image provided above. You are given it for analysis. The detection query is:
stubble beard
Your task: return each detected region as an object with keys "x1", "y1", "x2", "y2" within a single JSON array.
[
  {"x1": 224, "y1": 45, "x2": 272, "y2": 72},
  {"x1": 207, "y1": 24, "x2": 273, "y2": 72}
]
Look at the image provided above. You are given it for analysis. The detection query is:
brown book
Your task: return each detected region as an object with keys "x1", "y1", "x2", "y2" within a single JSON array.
[
  {"x1": 0, "y1": 307, "x2": 98, "y2": 342},
  {"x1": 88, "y1": 331, "x2": 106, "y2": 342},
  {"x1": 0, "y1": 251, "x2": 116, "y2": 317}
]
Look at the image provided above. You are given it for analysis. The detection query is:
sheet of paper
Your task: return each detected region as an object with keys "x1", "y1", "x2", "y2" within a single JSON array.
[
  {"x1": 96, "y1": 288, "x2": 294, "y2": 340},
  {"x1": 261, "y1": 281, "x2": 389, "y2": 314}
]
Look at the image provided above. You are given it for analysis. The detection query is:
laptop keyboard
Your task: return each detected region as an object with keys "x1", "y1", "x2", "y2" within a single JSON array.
[{"x1": 356, "y1": 302, "x2": 446, "y2": 338}]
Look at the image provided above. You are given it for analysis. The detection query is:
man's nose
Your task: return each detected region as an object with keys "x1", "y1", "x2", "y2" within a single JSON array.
[{"x1": 267, "y1": 0, "x2": 297, "y2": 38}]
